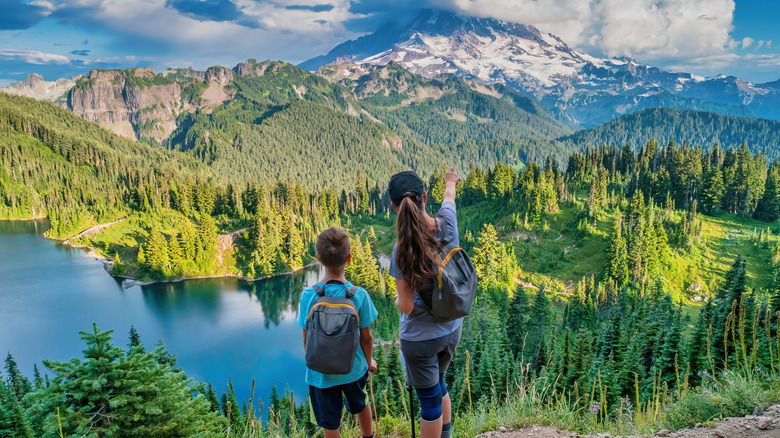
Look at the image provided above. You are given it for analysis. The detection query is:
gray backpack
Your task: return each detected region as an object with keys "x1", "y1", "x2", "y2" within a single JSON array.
[
  {"x1": 429, "y1": 241, "x2": 478, "y2": 322},
  {"x1": 418, "y1": 216, "x2": 478, "y2": 322},
  {"x1": 305, "y1": 282, "x2": 360, "y2": 375}
]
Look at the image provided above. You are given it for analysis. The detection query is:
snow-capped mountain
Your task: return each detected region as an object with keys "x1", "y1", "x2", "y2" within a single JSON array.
[{"x1": 301, "y1": 9, "x2": 779, "y2": 127}]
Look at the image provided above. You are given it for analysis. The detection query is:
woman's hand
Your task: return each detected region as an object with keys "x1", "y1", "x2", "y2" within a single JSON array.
[
  {"x1": 445, "y1": 164, "x2": 461, "y2": 186},
  {"x1": 444, "y1": 164, "x2": 460, "y2": 204}
]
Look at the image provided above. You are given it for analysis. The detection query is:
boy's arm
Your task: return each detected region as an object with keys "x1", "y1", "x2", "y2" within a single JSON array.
[
  {"x1": 360, "y1": 327, "x2": 377, "y2": 372},
  {"x1": 443, "y1": 164, "x2": 461, "y2": 205},
  {"x1": 302, "y1": 329, "x2": 307, "y2": 351}
]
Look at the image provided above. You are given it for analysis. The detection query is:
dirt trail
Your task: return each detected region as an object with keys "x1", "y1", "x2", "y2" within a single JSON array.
[
  {"x1": 215, "y1": 228, "x2": 247, "y2": 267},
  {"x1": 477, "y1": 404, "x2": 780, "y2": 438},
  {"x1": 65, "y1": 219, "x2": 125, "y2": 243}
]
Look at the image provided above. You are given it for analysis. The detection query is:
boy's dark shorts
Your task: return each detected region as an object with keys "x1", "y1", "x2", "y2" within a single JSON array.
[{"x1": 309, "y1": 372, "x2": 369, "y2": 430}]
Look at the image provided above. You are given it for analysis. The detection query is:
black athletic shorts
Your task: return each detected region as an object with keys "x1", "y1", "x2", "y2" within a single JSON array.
[
  {"x1": 308, "y1": 371, "x2": 369, "y2": 430},
  {"x1": 400, "y1": 325, "x2": 462, "y2": 389}
]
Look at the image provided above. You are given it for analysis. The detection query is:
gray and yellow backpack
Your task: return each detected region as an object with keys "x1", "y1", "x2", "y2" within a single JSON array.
[
  {"x1": 418, "y1": 216, "x2": 478, "y2": 322},
  {"x1": 305, "y1": 282, "x2": 360, "y2": 375}
]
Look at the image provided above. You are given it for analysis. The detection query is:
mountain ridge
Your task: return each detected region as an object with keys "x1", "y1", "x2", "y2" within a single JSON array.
[{"x1": 301, "y1": 9, "x2": 780, "y2": 127}]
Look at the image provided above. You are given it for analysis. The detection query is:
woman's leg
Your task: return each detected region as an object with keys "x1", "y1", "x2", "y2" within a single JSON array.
[{"x1": 440, "y1": 375, "x2": 452, "y2": 438}]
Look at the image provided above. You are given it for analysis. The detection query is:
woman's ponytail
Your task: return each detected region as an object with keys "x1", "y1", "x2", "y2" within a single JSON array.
[{"x1": 396, "y1": 193, "x2": 441, "y2": 291}]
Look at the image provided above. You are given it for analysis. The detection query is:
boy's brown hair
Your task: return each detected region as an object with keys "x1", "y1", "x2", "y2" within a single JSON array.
[{"x1": 316, "y1": 227, "x2": 351, "y2": 268}]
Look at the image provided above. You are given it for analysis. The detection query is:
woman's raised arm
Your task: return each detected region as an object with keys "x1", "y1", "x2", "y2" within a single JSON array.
[{"x1": 443, "y1": 164, "x2": 461, "y2": 205}]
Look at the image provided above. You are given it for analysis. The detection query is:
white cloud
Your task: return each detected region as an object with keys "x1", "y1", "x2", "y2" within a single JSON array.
[
  {"x1": 436, "y1": 0, "x2": 736, "y2": 62},
  {"x1": 43, "y1": 0, "x2": 361, "y2": 67},
  {"x1": 742, "y1": 37, "x2": 755, "y2": 48},
  {"x1": 0, "y1": 49, "x2": 71, "y2": 64}
]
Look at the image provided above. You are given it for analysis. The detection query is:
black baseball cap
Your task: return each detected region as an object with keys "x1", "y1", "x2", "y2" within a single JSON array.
[{"x1": 388, "y1": 171, "x2": 425, "y2": 205}]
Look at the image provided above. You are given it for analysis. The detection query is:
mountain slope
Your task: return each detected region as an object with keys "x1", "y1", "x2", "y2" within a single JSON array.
[
  {"x1": 560, "y1": 107, "x2": 780, "y2": 154},
  {"x1": 34, "y1": 59, "x2": 576, "y2": 188},
  {"x1": 302, "y1": 9, "x2": 779, "y2": 127},
  {"x1": 0, "y1": 92, "x2": 209, "y2": 226}
]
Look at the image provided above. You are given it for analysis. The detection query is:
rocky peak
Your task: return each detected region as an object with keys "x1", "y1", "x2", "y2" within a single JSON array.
[
  {"x1": 234, "y1": 59, "x2": 271, "y2": 77},
  {"x1": 206, "y1": 66, "x2": 234, "y2": 85},
  {"x1": 1, "y1": 73, "x2": 80, "y2": 104},
  {"x1": 21, "y1": 73, "x2": 45, "y2": 87}
]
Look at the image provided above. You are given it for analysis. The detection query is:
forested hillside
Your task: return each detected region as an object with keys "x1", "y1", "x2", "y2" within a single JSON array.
[
  {"x1": 560, "y1": 108, "x2": 780, "y2": 156},
  {"x1": 165, "y1": 61, "x2": 574, "y2": 188}
]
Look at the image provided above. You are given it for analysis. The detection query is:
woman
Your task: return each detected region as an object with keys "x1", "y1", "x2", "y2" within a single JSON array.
[{"x1": 388, "y1": 165, "x2": 461, "y2": 438}]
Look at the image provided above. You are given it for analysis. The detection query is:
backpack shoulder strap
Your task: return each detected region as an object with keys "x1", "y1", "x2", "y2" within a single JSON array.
[
  {"x1": 436, "y1": 214, "x2": 450, "y2": 246},
  {"x1": 312, "y1": 283, "x2": 325, "y2": 297},
  {"x1": 346, "y1": 285, "x2": 359, "y2": 299}
]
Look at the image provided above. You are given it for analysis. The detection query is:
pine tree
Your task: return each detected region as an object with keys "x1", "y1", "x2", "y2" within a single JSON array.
[
  {"x1": 146, "y1": 227, "x2": 170, "y2": 273},
  {"x1": 607, "y1": 213, "x2": 629, "y2": 287},
  {"x1": 226, "y1": 378, "x2": 242, "y2": 428},
  {"x1": 754, "y1": 167, "x2": 780, "y2": 221},
  {"x1": 711, "y1": 256, "x2": 748, "y2": 368},
  {"x1": 385, "y1": 341, "x2": 405, "y2": 415},
  {"x1": 32, "y1": 364, "x2": 43, "y2": 389},
  {"x1": 687, "y1": 299, "x2": 713, "y2": 385},
  {"x1": 655, "y1": 305, "x2": 683, "y2": 386},
  {"x1": 136, "y1": 244, "x2": 146, "y2": 266},
  {"x1": 168, "y1": 233, "x2": 184, "y2": 269},
  {"x1": 4, "y1": 354, "x2": 30, "y2": 399},
  {"x1": 0, "y1": 377, "x2": 34, "y2": 438},
  {"x1": 506, "y1": 285, "x2": 529, "y2": 359},
  {"x1": 529, "y1": 286, "x2": 551, "y2": 366},
  {"x1": 24, "y1": 324, "x2": 224, "y2": 437},
  {"x1": 473, "y1": 223, "x2": 513, "y2": 288},
  {"x1": 206, "y1": 382, "x2": 220, "y2": 413},
  {"x1": 128, "y1": 324, "x2": 143, "y2": 351},
  {"x1": 180, "y1": 220, "x2": 198, "y2": 262}
]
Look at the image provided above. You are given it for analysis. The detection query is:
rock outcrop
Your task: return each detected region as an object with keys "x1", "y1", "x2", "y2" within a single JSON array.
[
  {"x1": 68, "y1": 68, "x2": 183, "y2": 142},
  {"x1": 1, "y1": 73, "x2": 80, "y2": 105},
  {"x1": 66, "y1": 65, "x2": 237, "y2": 143}
]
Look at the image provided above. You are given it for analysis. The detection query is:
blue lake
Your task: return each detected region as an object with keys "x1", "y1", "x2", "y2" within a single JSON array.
[{"x1": 0, "y1": 219, "x2": 323, "y2": 408}]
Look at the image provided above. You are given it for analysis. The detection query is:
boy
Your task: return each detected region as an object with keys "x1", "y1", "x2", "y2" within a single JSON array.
[{"x1": 297, "y1": 227, "x2": 378, "y2": 438}]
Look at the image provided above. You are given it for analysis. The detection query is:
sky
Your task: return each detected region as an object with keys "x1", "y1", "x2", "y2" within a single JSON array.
[{"x1": 0, "y1": 0, "x2": 778, "y2": 87}]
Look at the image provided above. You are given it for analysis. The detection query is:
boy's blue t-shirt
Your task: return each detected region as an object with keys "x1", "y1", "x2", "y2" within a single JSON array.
[{"x1": 297, "y1": 281, "x2": 378, "y2": 389}]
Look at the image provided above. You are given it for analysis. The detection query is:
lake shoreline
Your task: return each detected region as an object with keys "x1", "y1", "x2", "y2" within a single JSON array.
[
  {"x1": 119, "y1": 262, "x2": 321, "y2": 288},
  {"x1": 1, "y1": 217, "x2": 321, "y2": 289}
]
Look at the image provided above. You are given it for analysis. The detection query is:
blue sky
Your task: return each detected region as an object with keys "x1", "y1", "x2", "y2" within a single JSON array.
[{"x1": 0, "y1": 0, "x2": 778, "y2": 87}]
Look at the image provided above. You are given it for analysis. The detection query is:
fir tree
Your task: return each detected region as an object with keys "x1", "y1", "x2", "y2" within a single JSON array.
[
  {"x1": 24, "y1": 324, "x2": 224, "y2": 437},
  {"x1": 506, "y1": 285, "x2": 529, "y2": 359},
  {"x1": 607, "y1": 213, "x2": 629, "y2": 287},
  {"x1": 0, "y1": 377, "x2": 34, "y2": 438},
  {"x1": 754, "y1": 167, "x2": 780, "y2": 221},
  {"x1": 128, "y1": 324, "x2": 143, "y2": 351},
  {"x1": 4, "y1": 354, "x2": 30, "y2": 399}
]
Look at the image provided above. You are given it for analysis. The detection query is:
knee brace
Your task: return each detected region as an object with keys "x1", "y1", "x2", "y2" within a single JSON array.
[
  {"x1": 439, "y1": 374, "x2": 448, "y2": 398},
  {"x1": 415, "y1": 384, "x2": 443, "y2": 422}
]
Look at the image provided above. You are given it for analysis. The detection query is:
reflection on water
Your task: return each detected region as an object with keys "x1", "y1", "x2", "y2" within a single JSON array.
[{"x1": 0, "y1": 219, "x2": 324, "y2": 409}]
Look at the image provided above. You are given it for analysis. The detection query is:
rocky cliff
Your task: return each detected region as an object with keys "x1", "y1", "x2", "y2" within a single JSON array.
[{"x1": 66, "y1": 65, "x2": 239, "y2": 144}]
